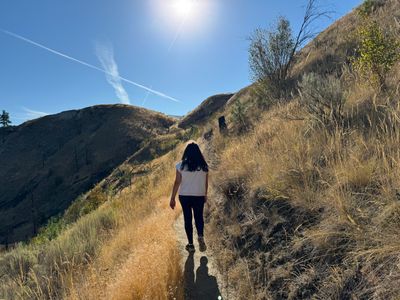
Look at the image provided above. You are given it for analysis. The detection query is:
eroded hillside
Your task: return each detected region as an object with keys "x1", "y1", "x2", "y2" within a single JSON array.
[{"x1": 0, "y1": 104, "x2": 175, "y2": 244}]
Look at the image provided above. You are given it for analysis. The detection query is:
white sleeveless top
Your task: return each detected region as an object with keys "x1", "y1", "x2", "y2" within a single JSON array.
[{"x1": 176, "y1": 161, "x2": 207, "y2": 196}]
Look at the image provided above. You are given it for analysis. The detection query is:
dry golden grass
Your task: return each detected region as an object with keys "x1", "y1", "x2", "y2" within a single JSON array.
[
  {"x1": 204, "y1": 71, "x2": 400, "y2": 298},
  {"x1": 0, "y1": 143, "x2": 186, "y2": 300},
  {"x1": 4, "y1": 2, "x2": 400, "y2": 299},
  {"x1": 0, "y1": 203, "x2": 118, "y2": 299},
  {"x1": 104, "y1": 201, "x2": 182, "y2": 300},
  {"x1": 68, "y1": 199, "x2": 183, "y2": 300},
  {"x1": 66, "y1": 147, "x2": 186, "y2": 300}
]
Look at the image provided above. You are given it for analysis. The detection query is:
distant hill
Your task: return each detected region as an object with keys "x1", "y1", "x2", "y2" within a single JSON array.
[
  {"x1": 168, "y1": 114, "x2": 183, "y2": 119},
  {"x1": 177, "y1": 93, "x2": 234, "y2": 129},
  {"x1": 0, "y1": 104, "x2": 174, "y2": 244}
]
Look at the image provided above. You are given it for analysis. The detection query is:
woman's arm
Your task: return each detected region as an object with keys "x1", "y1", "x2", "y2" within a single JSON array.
[
  {"x1": 205, "y1": 172, "x2": 209, "y2": 203},
  {"x1": 170, "y1": 170, "x2": 182, "y2": 209}
]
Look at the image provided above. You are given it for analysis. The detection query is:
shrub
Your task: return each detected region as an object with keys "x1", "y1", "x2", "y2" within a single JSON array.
[
  {"x1": 63, "y1": 187, "x2": 108, "y2": 224},
  {"x1": 79, "y1": 187, "x2": 108, "y2": 215},
  {"x1": 358, "y1": 0, "x2": 386, "y2": 17},
  {"x1": 298, "y1": 72, "x2": 345, "y2": 128},
  {"x1": 179, "y1": 126, "x2": 199, "y2": 141},
  {"x1": 231, "y1": 100, "x2": 252, "y2": 133},
  {"x1": 249, "y1": 17, "x2": 294, "y2": 99},
  {"x1": 352, "y1": 20, "x2": 400, "y2": 89},
  {"x1": 31, "y1": 216, "x2": 66, "y2": 245},
  {"x1": 249, "y1": 0, "x2": 329, "y2": 102}
]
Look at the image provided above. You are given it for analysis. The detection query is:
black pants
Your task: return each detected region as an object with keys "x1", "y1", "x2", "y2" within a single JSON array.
[{"x1": 179, "y1": 195, "x2": 205, "y2": 244}]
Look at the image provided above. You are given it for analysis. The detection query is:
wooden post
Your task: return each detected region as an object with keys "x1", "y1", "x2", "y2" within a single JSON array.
[{"x1": 218, "y1": 116, "x2": 227, "y2": 134}]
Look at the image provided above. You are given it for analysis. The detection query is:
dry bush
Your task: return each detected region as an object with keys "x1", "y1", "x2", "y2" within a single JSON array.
[{"x1": 298, "y1": 72, "x2": 345, "y2": 129}]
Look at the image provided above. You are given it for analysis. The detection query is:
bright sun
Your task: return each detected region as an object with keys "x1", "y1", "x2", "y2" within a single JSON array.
[
  {"x1": 154, "y1": 0, "x2": 208, "y2": 37},
  {"x1": 172, "y1": 0, "x2": 195, "y2": 18}
]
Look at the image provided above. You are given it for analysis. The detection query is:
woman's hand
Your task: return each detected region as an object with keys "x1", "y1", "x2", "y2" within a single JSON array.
[
  {"x1": 169, "y1": 198, "x2": 176, "y2": 210},
  {"x1": 170, "y1": 170, "x2": 181, "y2": 210}
]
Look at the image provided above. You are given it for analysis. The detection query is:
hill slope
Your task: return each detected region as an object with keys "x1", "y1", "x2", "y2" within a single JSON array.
[
  {"x1": 201, "y1": 0, "x2": 400, "y2": 298},
  {"x1": 0, "y1": 104, "x2": 174, "y2": 244},
  {"x1": 2, "y1": 1, "x2": 400, "y2": 299},
  {"x1": 177, "y1": 93, "x2": 234, "y2": 129}
]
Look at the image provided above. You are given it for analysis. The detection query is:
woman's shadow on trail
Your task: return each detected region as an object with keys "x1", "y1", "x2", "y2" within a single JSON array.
[{"x1": 184, "y1": 253, "x2": 221, "y2": 300}]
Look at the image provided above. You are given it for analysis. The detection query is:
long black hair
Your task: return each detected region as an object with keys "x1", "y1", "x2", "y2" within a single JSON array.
[{"x1": 181, "y1": 142, "x2": 209, "y2": 172}]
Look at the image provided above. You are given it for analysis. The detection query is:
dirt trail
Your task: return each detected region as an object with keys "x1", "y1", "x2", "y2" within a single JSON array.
[{"x1": 174, "y1": 213, "x2": 235, "y2": 300}]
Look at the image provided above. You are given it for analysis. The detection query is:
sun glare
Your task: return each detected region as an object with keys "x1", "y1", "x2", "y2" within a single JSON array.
[
  {"x1": 152, "y1": 0, "x2": 211, "y2": 40},
  {"x1": 172, "y1": 0, "x2": 195, "y2": 18}
]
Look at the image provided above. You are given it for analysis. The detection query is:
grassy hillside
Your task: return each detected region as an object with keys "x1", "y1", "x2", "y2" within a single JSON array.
[
  {"x1": 201, "y1": 0, "x2": 400, "y2": 298},
  {"x1": 177, "y1": 93, "x2": 234, "y2": 129},
  {"x1": 0, "y1": 104, "x2": 175, "y2": 245},
  {"x1": 0, "y1": 102, "x2": 202, "y2": 299},
  {"x1": 0, "y1": 141, "x2": 189, "y2": 299},
  {"x1": 2, "y1": 0, "x2": 400, "y2": 299}
]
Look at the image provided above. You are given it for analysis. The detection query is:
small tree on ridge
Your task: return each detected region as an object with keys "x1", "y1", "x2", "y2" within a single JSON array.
[{"x1": 0, "y1": 110, "x2": 11, "y2": 127}]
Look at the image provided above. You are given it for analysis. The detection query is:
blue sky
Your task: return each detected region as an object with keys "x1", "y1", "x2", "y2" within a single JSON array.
[{"x1": 0, "y1": 0, "x2": 362, "y2": 125}]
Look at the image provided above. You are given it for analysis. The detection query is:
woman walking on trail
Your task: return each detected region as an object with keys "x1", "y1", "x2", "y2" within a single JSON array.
[{"x1": 170, "y1": 142, "x2": 208, "y2": 253}]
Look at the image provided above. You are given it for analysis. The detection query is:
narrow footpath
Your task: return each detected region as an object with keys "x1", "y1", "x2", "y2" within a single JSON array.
[{"x1": 174, "y1": 214, "x2": 235, "y2": 300}]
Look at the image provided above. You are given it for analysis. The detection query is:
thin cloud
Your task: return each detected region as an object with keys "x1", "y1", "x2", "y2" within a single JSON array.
[
  {"x1": 0, "y1": 29, "x2": 181, "y2": 103},
  {"x1": 22, "y1": 107, "x2": 49, "y2": 119},
  {"x1": 95, "y1": 44, "x2": 130, "y2": 104}
]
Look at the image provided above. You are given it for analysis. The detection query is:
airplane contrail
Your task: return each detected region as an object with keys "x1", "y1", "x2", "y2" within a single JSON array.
[
  {"x1": 142, "y1": 85, "x2": 153, "y2": 106},
  {"x1": 0, "y1": 29, "x2": 181, "y2": 103}
]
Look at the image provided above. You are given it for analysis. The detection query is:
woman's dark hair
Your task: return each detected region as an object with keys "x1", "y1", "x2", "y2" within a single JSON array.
[{"x1": 181, "y1": 142, "x2": 208, "y2": 172}]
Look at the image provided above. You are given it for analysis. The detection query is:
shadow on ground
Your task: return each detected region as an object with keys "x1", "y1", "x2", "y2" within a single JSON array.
[{"x1": 184, "y1": 253, "x2": 222, "y2": 299}]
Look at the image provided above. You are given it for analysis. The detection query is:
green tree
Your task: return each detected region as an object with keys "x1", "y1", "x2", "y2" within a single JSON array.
[
  {"x1": 249, "y1": 17, "x2": 294, "y2": 96},
  {"x1": 352, "y1": 20, "x2": 400, "y2": 89},
  {"x1": 249, "y1": 0, "x2": 328, "y2": 100},
  {"x1": 0, "y1": 110, "x2": 11, "y2": 127}
]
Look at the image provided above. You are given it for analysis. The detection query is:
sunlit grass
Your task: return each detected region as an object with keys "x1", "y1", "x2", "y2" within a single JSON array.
[
  {"x1": 205, "y1": 76, "x2": 400, "y2": 297},
  {"x1": 0, "y1": 143, "x2": 186, "y2": 300}
]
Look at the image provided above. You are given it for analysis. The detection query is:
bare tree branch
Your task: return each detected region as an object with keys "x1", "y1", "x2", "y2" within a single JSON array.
[{"x1": 284, "y1": 0, "x2": 332, "y2": 78}]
